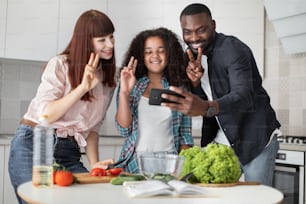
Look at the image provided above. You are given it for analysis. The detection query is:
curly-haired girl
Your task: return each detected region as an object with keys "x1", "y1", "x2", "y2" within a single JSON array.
[{"x1": 115, "y1": 27, "x2": 194, "y2": 173}]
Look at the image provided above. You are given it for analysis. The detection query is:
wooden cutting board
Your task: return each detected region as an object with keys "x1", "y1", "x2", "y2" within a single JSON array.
[{"x1": 73, "y1": 173, "x2": 116, "y2": 184}]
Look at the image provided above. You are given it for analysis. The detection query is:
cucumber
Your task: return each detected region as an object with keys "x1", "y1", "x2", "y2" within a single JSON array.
[
  {"x1": 151, "y1": 173, "x2": 176, "y2": 183},
  {"x1": 110, "y1": 174, "x2": 146, "y2": 185}
]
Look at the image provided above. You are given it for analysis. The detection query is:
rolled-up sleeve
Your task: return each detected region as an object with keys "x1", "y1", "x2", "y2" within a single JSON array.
[
  {"x1": 115, "y1": 120, "x2": 132, "y2": 137},
  {"x1": 37, "y1": 56, "x2": 67, "y2": 117}
]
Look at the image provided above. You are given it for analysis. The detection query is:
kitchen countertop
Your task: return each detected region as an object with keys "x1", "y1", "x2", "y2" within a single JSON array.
[
  {"x1": 279, "y1": 143, "x2": 306, "y2": 152},
  {"x1": 0, "y1": 135, "x2": 13, "y2": 145},
  {"x1": 0, "y1": 134, "x2": 125, "y2": 146},
  {"x1": 0, "y1": 134, "x2": 201, "y2": 146},
  {"x1": 18, "y1": 181, "x2": 283, "y2": 204},
  {"x1": 0, "y1": 134, "x2": 303, "y2": 151}
]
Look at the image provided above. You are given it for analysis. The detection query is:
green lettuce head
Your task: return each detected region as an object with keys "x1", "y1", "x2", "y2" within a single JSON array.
[{"x1": 179, "y1": 143, "x2": 241, "y2": 184}]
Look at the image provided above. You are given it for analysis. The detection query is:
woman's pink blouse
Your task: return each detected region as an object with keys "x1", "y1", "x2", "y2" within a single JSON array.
[{"x1": 23, "y1": 55, "x2": 115, "y2": 147}]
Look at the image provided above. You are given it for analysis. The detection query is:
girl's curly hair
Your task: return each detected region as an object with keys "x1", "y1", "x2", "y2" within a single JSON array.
[{"x1": 120, "y1": 27, "x2": 191, "y2": 90}]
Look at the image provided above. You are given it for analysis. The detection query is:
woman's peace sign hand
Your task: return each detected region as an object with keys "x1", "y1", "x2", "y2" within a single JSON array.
[{"x1": 81, "y1": 52, "x2": 100, "y2": 92}]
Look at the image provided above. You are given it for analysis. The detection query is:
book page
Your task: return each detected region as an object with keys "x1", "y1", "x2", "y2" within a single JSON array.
[
  {"x1": 123, "y1": 180, "x2": 206, "y2": 197},
  {"x1": 168, "y1": 180, "x2": 206, "y2": 195},
  {"x1": 123, "y1": 180, "x2": 175, "y2": 197}
]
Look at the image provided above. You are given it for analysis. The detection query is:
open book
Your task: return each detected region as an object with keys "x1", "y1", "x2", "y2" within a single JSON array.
[{"x1": 123, "y1": 180, "x2": 206, "y2": 197}]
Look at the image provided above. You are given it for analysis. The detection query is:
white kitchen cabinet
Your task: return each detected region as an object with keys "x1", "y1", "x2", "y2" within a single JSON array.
[
  {"x1": 0, "y1": 144, "x2": 18, "y2": 204},
  {"x1": 0, "y1": 145, "x2": 4, "y2": 204},
  {"x1": 5, "y1": 0, "x2": 59, "y2": 61},
  {"x1": 263, "y1": 0, "x2": 306, "y2": 54},
  {"x1": 213, "y1": 0, "x2": 264, "y2": 76},
  {"x1": 3, "y1": 145, "x2": 18, "y2": 204},
  {"x1": 3, "y1": 0, "x2": 108, "y2": 61},
  {"x1": 0, "y1": 0, "x2": 7, "y2": 57},
  {"x1": 57, "y1": 0, "x2": 108, "y2": 53},
  {"x1": 107, "y1": 0, "x2": 164, "y2": 65},
  {"x1": 2, "y1": 0, "x2": 264, "y2": 68}
]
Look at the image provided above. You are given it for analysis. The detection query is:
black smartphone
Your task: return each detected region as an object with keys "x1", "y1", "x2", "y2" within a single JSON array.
[{"x1": 149, "y1": 88, "x2": 184, "y2": 105}]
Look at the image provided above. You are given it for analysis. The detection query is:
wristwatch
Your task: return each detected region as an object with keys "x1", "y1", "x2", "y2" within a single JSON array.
[{"x1": 206, "y1": 103, "x2": 217, "y2": 117}]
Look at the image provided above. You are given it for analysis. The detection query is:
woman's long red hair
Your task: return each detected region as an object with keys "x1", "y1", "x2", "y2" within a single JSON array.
[{"x1": 61, "y1": 10, "x2": 116, "y2": 101}]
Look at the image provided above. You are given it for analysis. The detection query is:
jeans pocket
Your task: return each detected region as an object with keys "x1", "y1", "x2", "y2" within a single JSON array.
[{"x1": 15, "y1": 125, "x2": 34, "y2": 139}]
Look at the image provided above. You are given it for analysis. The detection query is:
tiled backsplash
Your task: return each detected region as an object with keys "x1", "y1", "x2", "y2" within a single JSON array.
[
  {"x1": 264, "y1": 17, "x2": 306, "y2": 136},
  {"x1": 0, "y1": 59, "x2": 45, "y2": 133},
  {"x1": 0, "y1": 16, "x2": 306, "y2": 136}
]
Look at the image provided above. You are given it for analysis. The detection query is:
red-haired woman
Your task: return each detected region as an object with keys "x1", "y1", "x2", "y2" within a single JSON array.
[{"x1": 8, "y1": 10, "x2": 116, "y2": 204}]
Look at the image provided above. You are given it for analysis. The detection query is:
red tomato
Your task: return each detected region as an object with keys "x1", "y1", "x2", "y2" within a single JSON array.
[
  {"x1": 108, "y1": 168, "x2": 123, "y2": 176},
  {"x1": 53, "y1": 171, "x2": 56, "y2": 184},
  {"x1": 54, "y1": 170, "x2": 74, "y2": 186},
  {"x1": 90, "y1": 168, "x2": 107, "y2": 176}
]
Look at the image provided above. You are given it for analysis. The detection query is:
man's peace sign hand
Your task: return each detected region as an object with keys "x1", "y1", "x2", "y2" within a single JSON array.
[{"x1": 186, "y1": 47, "x2": 204, "y2": 87}]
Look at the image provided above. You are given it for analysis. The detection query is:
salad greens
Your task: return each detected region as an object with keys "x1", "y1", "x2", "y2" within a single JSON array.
[{"x1": 179, "y1": 144, "x2": 241, "y2": 184}]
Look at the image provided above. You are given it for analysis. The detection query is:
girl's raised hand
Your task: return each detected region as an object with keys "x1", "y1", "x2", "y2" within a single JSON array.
[
  {"x1": 81, "y1": 52, "x2": 100, "y2": 92},
  {"x1": 120, "y1": 56, "x2": 138, "y2": 94}
]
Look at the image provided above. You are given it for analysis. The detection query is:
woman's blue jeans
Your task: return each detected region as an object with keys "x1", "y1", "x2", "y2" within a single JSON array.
[{"x1": 8, "y1": 124, "x2": 88, "y2": 204}]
